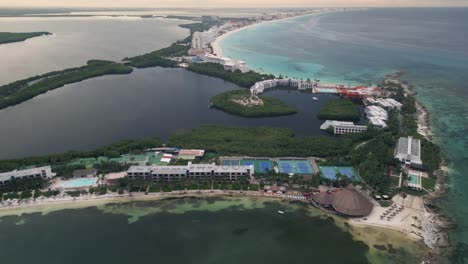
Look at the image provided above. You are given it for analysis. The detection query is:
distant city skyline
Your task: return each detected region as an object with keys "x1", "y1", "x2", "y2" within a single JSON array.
[{"x1": 1, "y1": 0, "x2": 468, "y2": 8}]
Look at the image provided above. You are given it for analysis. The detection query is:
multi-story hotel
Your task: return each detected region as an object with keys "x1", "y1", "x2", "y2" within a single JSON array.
[
  {"x1": 127, "y1": 162, "x2": 253, "y2": 182},
  {"x1": 320, "y1": 120, "x2": 368, "y2": 135},
  {"x1": 0, "y1": 166, "x2": 54, "y2": 185},
  {"x1": 394, "y1": 136, "x2": 423, "y2": 165}
]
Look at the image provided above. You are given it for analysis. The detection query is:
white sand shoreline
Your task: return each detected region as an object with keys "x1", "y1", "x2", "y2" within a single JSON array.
[
  {"x1": 211, "y1": 12, "x2": 333, "y2": 58},
  {"x1": 0, "y1": 190, "x2": 292, "y2": 217},
  {"x1": 0, "y1": 188, "x2": 426, "y2": 240}
]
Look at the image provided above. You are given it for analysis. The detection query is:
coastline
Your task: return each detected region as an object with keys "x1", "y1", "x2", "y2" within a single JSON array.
[
  {"x1": 211, "y1": 11, "x2": 333, "y2": 58},
  {"x1": 0, "y1": 188, "x2": 427, "y2": 241},
  {"x1": 212, "y1": 21, "x2": 260, "y2": 57},
  {"x1": 384, "y1": 76, "x2": 451, "y2": 254},
  {"x1": 0, "y1": 188, "x2": 430, "y2": 262},
  {"x1": 212, "y1": 15, "x2": 449, "y2": 254},
  {"x1": 0, "y1": 9, "x2": 450, "y2": 262},
  {"x1": 0, "y1": 190, "x2": 284, "y2": 217}
]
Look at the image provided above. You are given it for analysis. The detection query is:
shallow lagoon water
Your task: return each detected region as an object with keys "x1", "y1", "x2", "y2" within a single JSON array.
[
  {"x1": 0, "y1": 16, "x2": 189, "y2": 84},
  {"x1": 0, "y1": 67, "x2": 345, "y2": 159},
  {"x1": 0, "y1": 196, "x2": 426, "y2": 264}
]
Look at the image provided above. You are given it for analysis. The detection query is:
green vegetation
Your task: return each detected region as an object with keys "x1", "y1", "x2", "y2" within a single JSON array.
[
  {"x1": 0, "y1": 32, "x2": 51, "y2": 44},
  {"x1": 0, "y1": 178, "x2": 46, "y2": 193},
  {"x1": 168, "y1": 125, "x2": 372, "y2": 158},
  {"x1": 66, "y1": 191, "x2": 82, "y2": 197},
  {"x1": 0, "y1": 60, "x2": 133, "y2": 110},
  {"x1": 179, "y1": 21, "x2": 221, "y2": 35},
  {"x1": 3, "y1": 192, "x2": 20, "y2": 200},
  {"x1": 210, "y1": 89, "x2": 296, "y2": 117},
  {"x1": 0, "y1": 75, "x2": 441, "y2": 196},
  {"x1": 422, "y1": 177, "x2": 437, "y2": 192},
  {"x1": 317, "y1": 99, "x2": 361, "y2": 122},
  {"x1": 179, "y1": 21, "x2": 222, "y2": 42},
  {"x1": 390, "y1": 176, "x2": 400, "y2": 187},
  {"x1": 387, "y1": 84, "x2": 442, "y2": 175},
  {"x1": 125, "y1": 43, "x2": 189, "y2": 68},
  {"x1": 125, "y1": 18, "x2": 226, "y2": 67},
  {"x1": 0, "y1": 137, "x2": 162, "y2": 173},
  {"x1": 187, "y1": 63, "x2": 274, "y2": 88},
  {"x1": 348, "y1": 132, "x2": 397, "y2": 193}
]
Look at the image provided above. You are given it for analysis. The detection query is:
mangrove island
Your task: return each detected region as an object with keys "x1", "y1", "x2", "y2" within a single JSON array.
[
  {"x1": 210, "y1": 89, "x2": 297, "y2": 117},
  {"x1": 0, "y1": 32, "x2": 51, "y2": 45}
]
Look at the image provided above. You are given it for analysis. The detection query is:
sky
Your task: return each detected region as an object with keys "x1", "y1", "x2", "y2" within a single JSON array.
[{"x1": 1, "y1": 0, "x2": 467, "y2": 8}]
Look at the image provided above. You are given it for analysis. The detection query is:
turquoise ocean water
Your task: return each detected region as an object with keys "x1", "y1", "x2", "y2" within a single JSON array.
[{"x1": 220, "y1": 8, "x2": 468, "y2": 261}]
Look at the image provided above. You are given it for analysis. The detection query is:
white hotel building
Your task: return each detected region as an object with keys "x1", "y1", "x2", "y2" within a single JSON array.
[
  {"x1": 365, "y1": 105, "x2": 389, "y2": 128},
  {"x1": 191, "y1": 27, "x2": 220, "y2": 49},
  {"x1": 394, "y1": 136, "x2": 423, "y2": 165},
  {"x1": 127, "y1": 162, "x2": 253, "y2": 182},
  {"x1": 0, "y1": 166, "x2": 54, "y2": 185},
  {"x1": 320, "y1": 120, "x2": 368, "y2": 135},
  {"x1": 250, "y1": 79, "x2": 315, "y2": 95}
]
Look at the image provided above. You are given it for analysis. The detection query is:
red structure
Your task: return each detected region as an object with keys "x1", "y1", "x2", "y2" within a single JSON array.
[{"x1": 339, "y1": 86, "x2": 382, "y2": 99}]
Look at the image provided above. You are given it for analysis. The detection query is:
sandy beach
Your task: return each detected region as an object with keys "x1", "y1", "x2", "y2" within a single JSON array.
[
  {"x1": 211, "y1": 12, "x2": 332, "y2": 58},
  {"x1": 0, "y1": 190, "x2": 294, "y2": 217},
  {"x1": 212, "y1": 21, "x2": 261, "y2": 57},
  {"x1": 0, "y1": 187, "x2": 438, "y2": 247}
]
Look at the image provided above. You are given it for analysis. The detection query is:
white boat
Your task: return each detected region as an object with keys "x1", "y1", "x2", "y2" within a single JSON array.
[
  {"x1": 278, "y1": 210, "x2": 285, "y2": 215},
  {"x1": 313, "y1": 97, "x2": 319, "y2": 101}
]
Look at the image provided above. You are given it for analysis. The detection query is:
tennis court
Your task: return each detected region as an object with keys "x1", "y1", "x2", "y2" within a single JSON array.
[
  {"x1": 241, "y1": 159, "x2": 273, "y2": 174},
  {"x1": 319, "y1": 166, "x2": 358, "y2": 181},
  {"x1": 120, "y1": 155, "x2": 148, "y2": 165},
  {"x1": 68, "y1": 157, "x2": 108, "y2": 168},
  {"x1": 278, "y1": 160, "x2": 314, "y2": 175}
]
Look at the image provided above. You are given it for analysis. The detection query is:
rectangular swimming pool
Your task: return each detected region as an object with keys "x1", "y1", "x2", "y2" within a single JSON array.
[
  {"x1": 61, "y1": 178, "x2": 98, "y2": 189},
  {"x1": 317, "y1": 88, "x2": 338, "y2": 93},
  {"x1": 409, "y1": 175, "x2": 420, "y2": 185}
]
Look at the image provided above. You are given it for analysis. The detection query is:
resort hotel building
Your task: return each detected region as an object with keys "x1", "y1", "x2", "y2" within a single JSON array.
[
  {"x1": 201, "y1": 54, "x2": 251, "y2": 73},
  {"x1": 127, "y1": 162, "x2": 253, "y2": 182},
  {"x1": 320, "y1": 120, "x2": 367, "y2": 135},
  {"x1": 365, "y1": 98, "x2": 403, "y2": 110},
  {"x1": 365, "y1": 105, "x2": 389, "y2": 128},
  {"x1": 250, "y1": 79, "x2": 315, "y2": 95},
  {"x1": 191, "y1": 27, "x2": 220, "y2": 49},
  {"x1": 394, "y1": 136, "x2": 423, "y2": 166},
  {"x1": 0, "y1": 166, "x2": 54, "y2": 185}
]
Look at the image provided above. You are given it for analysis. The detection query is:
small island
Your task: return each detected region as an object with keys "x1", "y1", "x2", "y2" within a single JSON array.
[
  {"x1": 317, "y1": 99, "x2": 361, "y2": 121},
  {"x1": 0, "y1": 32, "x2": 51, "y2": 45},
  {"x1": 210, "y1": 89, "x2": 297, "y2": 117}
]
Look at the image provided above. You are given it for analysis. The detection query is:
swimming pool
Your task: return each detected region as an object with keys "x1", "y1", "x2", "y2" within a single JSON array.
[
  {"x1": 317, "y1": 88, "x2": 338, "y2": 93},
  {"x1": 61, "y1": 178, "x2": 98, "y2": 189},
  {"x1": 409, "y1": 175, "x2": 420, "y2": 185}
]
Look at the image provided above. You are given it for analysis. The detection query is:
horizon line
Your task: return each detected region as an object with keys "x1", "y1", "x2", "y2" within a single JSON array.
[{"x1": 1, "y1": 5, "x2": 468, "y2": 9}]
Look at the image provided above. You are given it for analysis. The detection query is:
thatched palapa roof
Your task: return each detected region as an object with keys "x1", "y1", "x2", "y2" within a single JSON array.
[
  {"x1": 312, "y1": 192, "x2": 334, "y2": 206},
  {"x1": 331, "y1": 189, "x2": 373, "y2": 217}
]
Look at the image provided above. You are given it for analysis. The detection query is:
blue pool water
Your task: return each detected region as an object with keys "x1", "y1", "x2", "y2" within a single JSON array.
[{"x1": 62, "y1": 178, "x2": 98, "y2": 189}]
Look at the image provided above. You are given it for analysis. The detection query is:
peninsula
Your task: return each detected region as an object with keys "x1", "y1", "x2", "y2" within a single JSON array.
[
  {"x1": 0, "y1": 60, "x2": 133, "y2": 110},
  {"x1": 0, "y1": 32, "x2": 51, "y2": 45}
]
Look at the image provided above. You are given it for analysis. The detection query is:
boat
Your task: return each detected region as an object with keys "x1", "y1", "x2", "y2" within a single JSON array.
[
  {"x1": 278, "y1": 210, "x2": 285, "y2": 215},
  {"x1": 312, "y1": 97, "x2": 319, "y2": 101}
]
